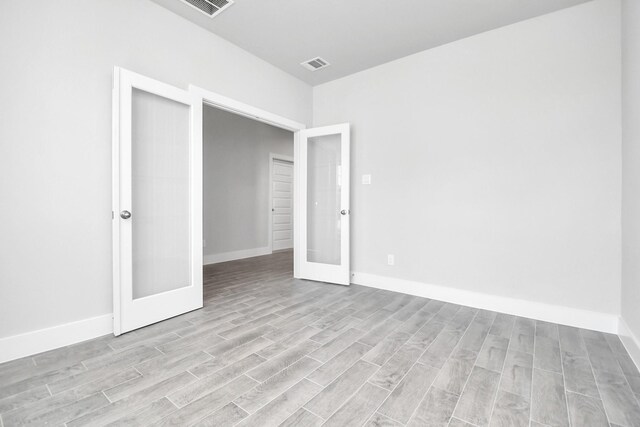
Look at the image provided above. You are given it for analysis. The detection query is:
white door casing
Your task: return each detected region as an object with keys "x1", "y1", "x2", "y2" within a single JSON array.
[{"x1": 112, "y1": 67, "x2": 203, "y2": 336}]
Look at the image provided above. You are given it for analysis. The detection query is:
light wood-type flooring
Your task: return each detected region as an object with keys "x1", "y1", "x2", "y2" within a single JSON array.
[{"x1": 1, "y1": 250, "x2": 640, "y2": 426}]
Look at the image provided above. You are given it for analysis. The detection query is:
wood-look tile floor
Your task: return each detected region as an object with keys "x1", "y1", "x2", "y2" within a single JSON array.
[{"x1": 1, "y1": 250, "x2": 640, "y2": 426}]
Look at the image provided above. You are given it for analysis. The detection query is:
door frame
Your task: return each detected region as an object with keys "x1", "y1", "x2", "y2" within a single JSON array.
[
  {"x1": 188, "y1": 85, "x2": 306, "y2": 277},
  {"x1": 269, "y1": 153, "x2": 294, "y2": 253}
]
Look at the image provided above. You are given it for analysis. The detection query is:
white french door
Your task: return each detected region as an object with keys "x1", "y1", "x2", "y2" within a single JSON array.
[
  {"x1": 112, "y1": 67, "x2": 203, "y2": 336},
  {"x1": 296, "y1": 124, "x2": 351, "y2": 286}
]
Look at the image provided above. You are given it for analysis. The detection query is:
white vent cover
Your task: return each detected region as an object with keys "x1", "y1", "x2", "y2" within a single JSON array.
[
  {"x1": 180, "y1": 0, "x2": 234, "y2": 18},
  {"x1": 301, "y1": 57, "x2": 331, "y2": 72}
]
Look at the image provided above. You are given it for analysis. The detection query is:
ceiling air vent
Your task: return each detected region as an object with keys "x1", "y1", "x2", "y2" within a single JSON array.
[
  {"x1": 180, "y1": 0, "x2": 234, "y2": 18},
  {"x1": 301, "y1": 57, "x2": 331, "y2": 72}
]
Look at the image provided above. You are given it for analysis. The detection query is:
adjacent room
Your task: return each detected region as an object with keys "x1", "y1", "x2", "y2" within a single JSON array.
[
  {"x1": 203, "y1": 105, "x2": 294, "y2": 265},
  {"x1": 1, "y1": 0, "x2": 640, "y2": 426}
]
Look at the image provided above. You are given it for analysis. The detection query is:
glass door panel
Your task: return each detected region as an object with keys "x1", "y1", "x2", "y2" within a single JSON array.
[
  {"x1": 131, "y1": 88, "x2": 191, "y2": 299},
  {"x1": 307, "y1": 134, "x2": 342, "y2": 265}
]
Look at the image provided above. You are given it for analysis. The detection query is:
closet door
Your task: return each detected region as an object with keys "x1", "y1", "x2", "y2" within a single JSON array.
[{"x1": 112, "y1": 67, "x2": 202, "y2": 335}]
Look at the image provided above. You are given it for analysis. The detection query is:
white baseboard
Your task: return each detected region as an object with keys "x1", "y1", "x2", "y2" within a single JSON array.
[
  {"x1": 0, "y1": 271, "x2": 626, "y2": 365},
  {"x1": 351, "y1": 272, "x2": 619, "y2": 334},
  {"x1": 204, "y1": 246, "x2": 272, "y2": 265},
  {"x1": 0, "y1": 314, "x2": 113, "y2": 364},
  {"x1": 618, "y1": 317, "x2": 640, "y2": 372}
]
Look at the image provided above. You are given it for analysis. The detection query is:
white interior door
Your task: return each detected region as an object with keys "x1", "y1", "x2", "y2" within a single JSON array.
[
  {"x1": 271, "y1": 159, "x2": 294, "y2": 251},
  {"x1": 112, "y1": 67, "x2": 203, "y2": 336},
  {"x1": 296, "y1": 124, "x2": 350, "y2": 285}
]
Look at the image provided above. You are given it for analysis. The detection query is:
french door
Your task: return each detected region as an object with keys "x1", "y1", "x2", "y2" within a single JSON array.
[
  {"x1": 296, "y1": 124, "x2": 351, "y2": 286},
  {"x1": 112, "y1": 67, "x2": 203, "y2": 336}
]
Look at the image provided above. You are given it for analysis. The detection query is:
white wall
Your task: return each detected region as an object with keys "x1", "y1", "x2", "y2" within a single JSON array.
[
  {"x1": 622, "y1": 0, "x2": 640, "y2": 344},
  {"x1": 314, "y1": 0, "x2": 622, "y2": 317},
  {"x1": 0, "y1": 0, "x2": 626, "y2": 350},
  {"x1": 203, "y1": 106, "x2": 293, "y2": 260},
  {"x1": 0, "y1": 0, "x2": 311, "y2": 339}
]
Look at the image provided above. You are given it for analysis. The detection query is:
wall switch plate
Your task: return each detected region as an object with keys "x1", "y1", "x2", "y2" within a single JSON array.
[
  {"x1": 362, "y1": 174, "x2": 372, "y2": 185},
  {"x1": 387, "y1": 254, "x2": 395, "y2": 266},
  {"x1": 203, "y1": 239, "x2": 206, "y2": 247}
]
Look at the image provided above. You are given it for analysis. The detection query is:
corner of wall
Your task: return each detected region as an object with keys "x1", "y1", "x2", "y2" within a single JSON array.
[{"x1": 619, "y1": 316, "x2": 640, "y2": 371}]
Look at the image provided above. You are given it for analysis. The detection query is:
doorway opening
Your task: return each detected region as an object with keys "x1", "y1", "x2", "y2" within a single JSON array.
[
  {"x1": 112, "y1": 67, "x2": 350, "y2": 335},
  {"x1": 202, "y1": 105, "x2": 294, "y2": 267}
]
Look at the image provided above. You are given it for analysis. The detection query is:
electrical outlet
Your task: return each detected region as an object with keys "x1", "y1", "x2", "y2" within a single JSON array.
[
  {"x1": 362, "y1": 174, "x2": 372, "y2": 185},
  {"x1": 203, "y1": 239, "x2": 206, "y2": 248},
  {"x1": 387, "y1": 254, "x2": 395, "y2": 266}
]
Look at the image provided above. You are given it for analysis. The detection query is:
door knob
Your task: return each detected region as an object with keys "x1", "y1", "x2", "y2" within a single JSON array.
[
  {"x1": 340, "y1": 209, "x2": 348, "y2": 215},
  {"x1": 120, "y1": 210, "x2": 132, "y2": 219}
]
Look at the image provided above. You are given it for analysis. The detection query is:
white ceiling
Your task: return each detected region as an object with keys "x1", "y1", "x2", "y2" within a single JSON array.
[{"x1": 149, "y1": 0, "x2": 592, "y2": 86}]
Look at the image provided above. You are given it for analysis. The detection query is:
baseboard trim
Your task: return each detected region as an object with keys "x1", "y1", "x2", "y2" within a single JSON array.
[
  {"x1": 0, "y1": 314, "x2": 113, "y2": 364},
  {"x1": 203, "y1": 246, "x2": 272, "y2": 265},
  {"x1": 351, "y1": 272, "x2": 619, "y2": 334},
  {"x1": 0, "y1": 272, "x2": 624, "y2": 365},
  {"x1": 618, "y1": 317, "x2": 640, "y2": 372}
]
